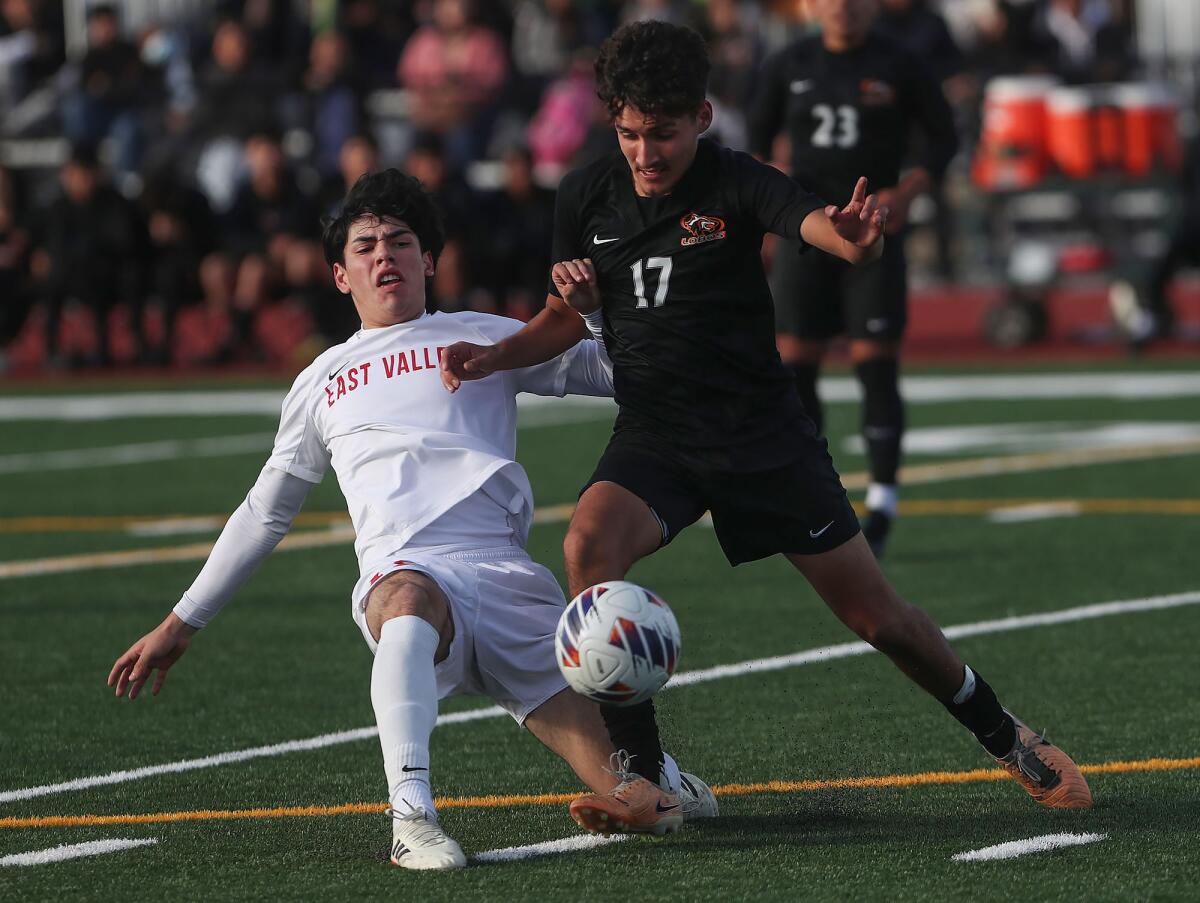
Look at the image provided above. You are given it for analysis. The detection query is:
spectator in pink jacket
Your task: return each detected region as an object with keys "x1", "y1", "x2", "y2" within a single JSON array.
[
  {"x1": 528, "y1": 52, "x2": 601, "y2": 169},
  {"x1": 397, "y1": 0, "x2": 508, "y2": 165}
]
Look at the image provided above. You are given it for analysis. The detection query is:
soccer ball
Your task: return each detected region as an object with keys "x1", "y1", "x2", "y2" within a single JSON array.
[{"x1": 555, "y1": 580, "x2": 682, "y2": 706}]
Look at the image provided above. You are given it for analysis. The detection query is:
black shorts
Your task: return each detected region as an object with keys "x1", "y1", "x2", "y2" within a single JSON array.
[
  {"x1": 771, "y1": 236, "x2": 908, "y2": 341},
  {"x1": 582, "y1": 427, "x2": 860, "y2": 566}
]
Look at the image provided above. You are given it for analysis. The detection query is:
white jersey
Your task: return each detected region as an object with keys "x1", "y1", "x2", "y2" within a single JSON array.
[{"x1": 265, "y1": 310, "x2": 611, "y2": 571}]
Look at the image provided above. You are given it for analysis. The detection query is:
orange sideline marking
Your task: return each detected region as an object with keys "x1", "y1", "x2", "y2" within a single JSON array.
[{"x1": 3, "y1": 756, "x2": 1196, "y2": 831}]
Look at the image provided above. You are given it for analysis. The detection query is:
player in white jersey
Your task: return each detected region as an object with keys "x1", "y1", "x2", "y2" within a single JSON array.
[{"x1": 107, "y1": 170, "x2": 711, "y2": 872}]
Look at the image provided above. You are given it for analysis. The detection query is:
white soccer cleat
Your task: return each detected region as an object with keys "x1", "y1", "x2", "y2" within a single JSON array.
[
  {"x1": 388, "y1": 807, "x2": 466, "y2": 871},
  {"x1": 677, "y1": 771, "x2": 719, "y2": 820},
  {"x1": 1109, "y1": 280, "x2": 1157, "y2": 344}
]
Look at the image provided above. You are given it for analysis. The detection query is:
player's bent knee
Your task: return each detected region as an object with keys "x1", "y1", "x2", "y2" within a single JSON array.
[
  {"x1": 563, "y1": 521, "x2": 629, "y2": 582},
  {"x1": 365, "y1": 571, "x2": 451, "y2": 645}
]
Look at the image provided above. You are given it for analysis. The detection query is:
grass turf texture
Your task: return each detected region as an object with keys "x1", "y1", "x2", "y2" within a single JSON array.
[{"x1": 2, "y1": 366, "x2": 1199, "y2": 900}]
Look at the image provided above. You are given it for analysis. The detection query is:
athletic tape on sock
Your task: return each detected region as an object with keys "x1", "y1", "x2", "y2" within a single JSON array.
[{"x1": 953, "y1": 665, "x2": 976, "y2": 705}]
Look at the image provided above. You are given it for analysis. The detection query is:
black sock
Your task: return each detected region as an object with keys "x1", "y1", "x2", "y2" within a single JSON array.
[
  {"x1": 600, "y1": 700, "x2": 664, "y2": 783},
  {"x1": 944, "y1": 669, "x2": 1016, "y2": 758},
  {"x1": 855, "y1": 357, "x2": 904, "y2": 486},
  {"x1": 790, "y1": 362, "x2": 824, "y2": 435},
  {"x1": 229, "y1": 307, "x2": 256, "y2": 355}
]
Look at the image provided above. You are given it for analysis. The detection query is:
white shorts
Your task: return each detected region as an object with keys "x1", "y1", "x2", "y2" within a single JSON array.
[{"x1": 351, "y1": 545, "x2": 570, "y2": 724}]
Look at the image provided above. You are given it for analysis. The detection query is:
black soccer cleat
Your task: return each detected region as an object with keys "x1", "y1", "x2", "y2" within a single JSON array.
[{"x1": 861, "y1": 509, "x2": 892, "y2": 559}]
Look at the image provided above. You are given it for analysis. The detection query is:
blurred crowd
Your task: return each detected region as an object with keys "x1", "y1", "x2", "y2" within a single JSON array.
[{"x1": 0, "y1": 0, "x2": 1167, "y2": 369}]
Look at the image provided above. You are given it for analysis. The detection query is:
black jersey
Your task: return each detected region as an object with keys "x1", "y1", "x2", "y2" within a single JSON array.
[
  {"x1": 748, "y1": 31, "x2": 957, "y2": 207},
  {"x1": 549, "y1": 139, "x2": 824, "y2": 471}
]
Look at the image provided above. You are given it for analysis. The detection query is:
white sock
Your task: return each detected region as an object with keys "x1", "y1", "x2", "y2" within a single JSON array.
[
  {"x1": 865, "y1": 482, "x2": 899, "y2": 517},
  {"x1": 372, "y1": 616, "x2": 440, "y2": 816},
  {"x1": 659, "y1": 751, "x2": 682, "y2": 794},
  {"x1": 953, "y1": 665, "x2": 977, "y2": 705}
]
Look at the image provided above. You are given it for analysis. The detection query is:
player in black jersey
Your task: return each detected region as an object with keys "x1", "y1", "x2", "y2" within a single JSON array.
[
  {"x1": 441, "y1": 20, "x2": 1091, "y2": 831},
  {"x1": 748, "y1": 0, "x2": 959, "y2": 558}
]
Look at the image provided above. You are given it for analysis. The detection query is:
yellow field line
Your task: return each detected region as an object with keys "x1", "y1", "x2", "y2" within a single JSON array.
[
  {"x1": 3, "y1": 498, "x2": 1199, "y2": 535},
  {"x1": 0, "y1": 528, "x2": 356, "y2": 579},
  {"x1": 6, "y1": 495, "x2": 1199, "y2": 580},
  {"x1": 3, "y1": 756, "x2": 1196, "y2": 831},
  {"x1": 0, "y1": 513, "x2": 352, "y2": 533},
  {"x1": 850, "y1": 438, "x2": 1200, "y2": 492}
]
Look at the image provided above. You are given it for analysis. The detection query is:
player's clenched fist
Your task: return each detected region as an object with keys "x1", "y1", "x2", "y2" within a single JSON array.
[
  {"x1": 551, "y1": 258, "x2": 601, "y2": 314},
  {"x1": 440, "y1": 341, "x2": 500, "y2": 393}
]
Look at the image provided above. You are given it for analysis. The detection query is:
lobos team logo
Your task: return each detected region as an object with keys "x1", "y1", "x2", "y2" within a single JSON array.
[
  {"x1": 860, "y1": 78, "x2": 896, "y2": 105},
  {"x1": 680, "y1": 212, "x2": 727, "y2": 247}
]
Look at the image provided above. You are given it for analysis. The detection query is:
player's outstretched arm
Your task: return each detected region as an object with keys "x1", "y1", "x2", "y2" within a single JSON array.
[
  {"x1": 800, "y1": 176, "x2": 889, "y2": 265},
  {"x1": 105, "y1": 467, "x2": 312, "y2": 699},
  {"x1": 440, "y1": 292, "x2": 589, "y2": 393},
  {"x1": 108, "y1": 613, "x2": 197, "y2": 699}
]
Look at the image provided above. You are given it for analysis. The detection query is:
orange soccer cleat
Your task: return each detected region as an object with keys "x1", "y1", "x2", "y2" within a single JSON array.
[
  {"x1": 570, "y1": 752, "x2": 685, "y2": 835},
  {"x1": 996, "y1": 712, "x2": 1093, "y2": 809}
]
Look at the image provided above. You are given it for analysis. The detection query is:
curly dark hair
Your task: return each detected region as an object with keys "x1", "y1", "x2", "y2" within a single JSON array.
[
  {"x1": 594, "y1": 20, "x2": 710, "y2": 120},
  {"x1": 321, "y1": 169, "x2": 446, "y2": 312}
]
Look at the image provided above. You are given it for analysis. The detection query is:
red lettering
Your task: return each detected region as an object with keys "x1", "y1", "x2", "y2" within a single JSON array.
[
  {"x1": 423, "y1": 347, "x2": 436, "y2": 369},
  {"x1": 395, "y1": 353, "x2": 410, "y2": 375},
  {"x1": 409, "y1": 348, "x2": 422, "y2": 371},
  {"x1": 359, "y1": 361, "x2": 371, "y2": 385},
  {"x1": 325, "y1": 386, "x2": 335, "y2": 407},
  {"x1": 347, "y1": 367, "x2": 359, "y2": 391},
  {"x1": 336, "y1": 375, "x2": 347, "y2": 399},
  {"x1": 382, "y1": 355, "x2": 396, "y2": 379},
  {"x1": 436, "y1": 346, "x2": 446, "y2": 361}
]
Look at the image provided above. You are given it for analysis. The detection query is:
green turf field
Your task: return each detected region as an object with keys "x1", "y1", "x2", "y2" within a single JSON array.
[{"x1": 2, "y1": 366, "x2": 1198, "y2": 900}]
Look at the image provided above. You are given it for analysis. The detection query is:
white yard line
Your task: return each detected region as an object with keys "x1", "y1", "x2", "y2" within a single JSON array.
[
  {"x1": 3, "y1": 590, "x2": 1197, "y2": 807},
  {"x1": 0, "y1": 838, "x2": 157, "y2": 867},
  {"x1": 846, "y1": 438, "x2": 1200, "y2": 492},
  {"x1": 0, "y1": 434, "x2": 276, "y2": 475},
  {"x1": 986, "y1": 502, "x2": 1084, "y2": 524},
  {"x1": 473, "y1": 833, "x2": 626, "y2": 863},
  {"x1": 4, "y1": 373, "x2": 1200, "y2": 423},
  {"x1": 952, "y1": 833, "x2": 1107, "y2": 862},
  {"x1": 0, "y1": 707, "x2": 502, "y2": 805},
  {"x1": 0, "y1": 527, "x2": 357, "y2": 580}
]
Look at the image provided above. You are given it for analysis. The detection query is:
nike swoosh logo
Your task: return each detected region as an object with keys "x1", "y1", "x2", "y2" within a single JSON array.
[
  {"x1": 790, "y1": 79, "x2": 814, "y2": 94},
  {"x1": 809, "y1": 520, "x2": 835, "y2": 538},
  {"x1": 401, "y1": 765, "x2": 428, "y2": 773},
  {"x1": 593, "y1": 235, "x2": 620, "y2": 245},
  {"x1": 327, "y1": 361, "x2": 348, "y2": 381},
  {"x1": 656, "y1": 801, "x2": 680, "y2": 813}
]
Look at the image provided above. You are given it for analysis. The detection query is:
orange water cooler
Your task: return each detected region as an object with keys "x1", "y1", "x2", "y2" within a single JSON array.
[
  {"x1": 1114, "y1": 83, "x2": 1181, "y2": 177},
  {"x1": 973, "y1": 76, "x2": 1059, "y2": 189}
]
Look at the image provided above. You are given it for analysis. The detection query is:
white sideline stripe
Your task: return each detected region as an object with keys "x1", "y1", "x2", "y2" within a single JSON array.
[
  {"x1": 0, "y1": 434, "x2": 276, "y2": 475},
  {"x1": 3, "y1": 590, "x2": 1198, "y2": 807},
  {"x1": 127, "y1": 517, "x2": 227, "y2": 537},
  {"x1": 0, "y1": 838, "x2": 157, "y2": 867},
  {"x1": 473, "y1": 833, "x2": 626, "y2": 863},
  {"x1": 986, "y1": 502, "x2": 1083, "y2": 524},
  {"x1": 0, "y1": 707, "x2": 502, "y2": 805},
  {"x1": 666, "y1": 590, "x2": 1200, "y2": 687},
  {"x1": 952, "y1": 833, "x2": 1107, "y2": 862},
  {"x1": 4, "y1": 373, "x2": 1200, "y2": 423}
]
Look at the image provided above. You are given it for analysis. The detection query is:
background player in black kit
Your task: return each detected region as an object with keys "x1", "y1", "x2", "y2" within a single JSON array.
[
  {"x1": 749, "y1": 0, "x2": 959, "y2": 558},
  {"x1": 442, "y1": 20, "x2": 1090, "y2": 833}
]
